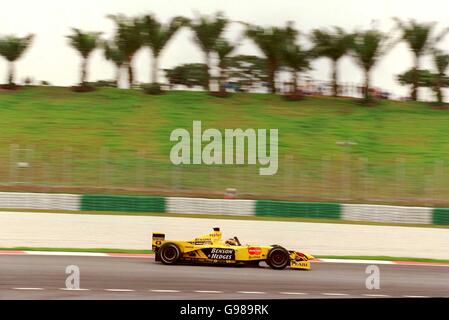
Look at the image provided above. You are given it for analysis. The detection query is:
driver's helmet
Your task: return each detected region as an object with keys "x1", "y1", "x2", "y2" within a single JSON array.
[{"x1": 225, "y1": 238, "x2": 238, "y2": 246}]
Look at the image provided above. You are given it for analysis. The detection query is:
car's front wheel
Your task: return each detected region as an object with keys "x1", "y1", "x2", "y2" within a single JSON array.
[
  {"x1": 158, "y1": 243, "x2": 181, "y2": 265},
  {"x1": 266, "y1": 246, "x2": 290, "y2": 270}
]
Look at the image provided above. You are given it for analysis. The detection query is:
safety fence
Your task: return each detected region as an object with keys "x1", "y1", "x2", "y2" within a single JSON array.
[
  {"x1": 0, "y1": 192, "x2": 447, "y2": 225},
  {"x1": 7, "y1": 144, "x2": 449, "y2": 207}
]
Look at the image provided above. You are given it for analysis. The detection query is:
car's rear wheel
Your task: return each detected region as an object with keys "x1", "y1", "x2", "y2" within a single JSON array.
[
  {"x1": 266, "y1": 246, "x2": 290, "y2": 270},
  {"x1": 158, "y1": 243, "x2": 181, "y2": 265}
]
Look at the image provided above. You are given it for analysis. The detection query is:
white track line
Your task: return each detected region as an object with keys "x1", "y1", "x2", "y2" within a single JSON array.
[
  {"x1": 279, "y1": 292, "x2": 307, "y2": 295},
  {"x1": 8, "y1": 288, "x2": 437, "y2": 298},
  {"x1": 24, "y1": 251, "x2": 108, "y2": 257},
  {"x1": 104, "y1": 289, "x2": 134, "y2": 292},
  {"x1": 59, "y1": 288, "x2": 90, "y2": 291},
  {"x1": 318, "y1": 259, "x2": 395, "y2": 265}
]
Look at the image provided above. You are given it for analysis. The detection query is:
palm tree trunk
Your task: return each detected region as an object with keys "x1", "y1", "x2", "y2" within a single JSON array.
[
  {"x1": 81, "y1": 58, "x2": 87, "y2": 85},
  {"x1": 332, "y1": 59, "x2": 338, "y2": 97},
  {"x1": 219, "y1": 63, "x2": 225, "y2": 94},
  {"x1": 292, "y1": 70, "x2": 298, "y2": 94},
  {"x1": 364, "y1": 68, "x2": 371, "y2": 101},
  {"x1": 411, "y1": 55, "x2": 420, "y2": 101},
  {"x1": 128, "y1": 61, "x2": 134, "y2": 88},
  {"x1": 268, "y1": 60, "x2": 276, "y2": 94},
  {"x1": 436, "y1": 77, "x2": 443, "y2": 104},
  {"x1": 437, "y1": 88, "x2": 443, "y2": 104},
  {"x1": 151, "y1": 54, "x2": 159, "y2": 84},
  {"x1": 8, "y1": 61, "x2": 15, "y2": 85},
  {"x1": 204, "y1": 51, "x2": 210, "y2": 91},
  {"x1": 115, "y1": 65, "x2": 121, "y2": 88}
]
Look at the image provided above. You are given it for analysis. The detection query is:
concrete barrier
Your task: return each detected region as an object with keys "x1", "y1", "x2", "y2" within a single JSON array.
[
  {"x1": 0, "y1": 192, "x2": 80, "y2": 211},
  {"x1": 342, "y1": 204, "x2": 432, "y2": 224},
  {"x1": 0, "y1": 191, "x2": 447, "y2": 225}
]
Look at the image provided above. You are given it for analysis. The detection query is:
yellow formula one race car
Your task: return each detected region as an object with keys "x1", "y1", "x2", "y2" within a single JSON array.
[{"x1": 152, "y1": 227, "x2": 315, "y2": 270}]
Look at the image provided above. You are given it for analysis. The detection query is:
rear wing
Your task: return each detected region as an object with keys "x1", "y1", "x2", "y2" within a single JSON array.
[{"x1": 152, "y1": 232, "x2": 165, "y2": 252}]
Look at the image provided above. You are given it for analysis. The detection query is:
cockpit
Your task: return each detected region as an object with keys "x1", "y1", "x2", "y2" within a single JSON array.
[{"x1": 224, "y1": 236, "x2": 241, "y2": 246}]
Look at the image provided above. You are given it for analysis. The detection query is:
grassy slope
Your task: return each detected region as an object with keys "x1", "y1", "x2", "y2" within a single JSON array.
[{"x1": 1, "y1": 86, "x2": 449, "y2": 204}]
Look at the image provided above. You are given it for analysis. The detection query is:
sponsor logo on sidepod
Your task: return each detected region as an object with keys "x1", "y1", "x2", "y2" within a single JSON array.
[
  {"x1": 202, "y1": 248, "x2": 235, "y2": 260},
  {"x1": 248, "y1": 247, "x2": 262, "y2": 255}
]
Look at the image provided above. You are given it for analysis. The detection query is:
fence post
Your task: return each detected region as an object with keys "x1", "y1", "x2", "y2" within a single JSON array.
[
  {"x1": 171, "y1": 166, "x2": 180, "y2": 192},
  {"x1": 395, "y1": 157, "x2": 404, "y2": 200},
  {"x1": 360, "y1": 157, "x2": 368, "y2": 201},
  {"x1": 63, "y1": 146, "x2": 72, "y2": 186},
  {"x1": 341, "y1": 154, "x2": 346, "y2": 199},
  {"x1": 136, "y1": 150, "x2": 145, "y2": 188},
  {"x1": 433, "y1": 160, "x2": 443, "y2": 202},
  {"x1": 100, "y1": 147, "x2": 109, "y2": 188},
  {"x1": 321, "y1": 156, "x2": 330, "y2": 199},
  {"x1": 298, "y1": 163, "x2": 305, "y2": 198},
  {"x1": 9, "y1": 144, "x2": 17, "y2": 184},
  {"x1": 284, "y1": 155, "x2": 293, "y2": 196}
]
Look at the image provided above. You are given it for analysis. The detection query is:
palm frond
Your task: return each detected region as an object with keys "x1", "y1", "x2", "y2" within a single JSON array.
[
  {"x1": 66, "y1": 28, "x2": 101, "y2": 58},
  {"x1": 0, "y1": 34, "x2": 34, "y2": 62}
]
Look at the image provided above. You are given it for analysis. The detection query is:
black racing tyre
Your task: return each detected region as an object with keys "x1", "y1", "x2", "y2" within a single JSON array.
[
  {"x1": 266, "y1": 246, "x2": 290, "y2": 270},
  {"x1": 158, "y1": 242, "x2": 181, "y2": 265}
]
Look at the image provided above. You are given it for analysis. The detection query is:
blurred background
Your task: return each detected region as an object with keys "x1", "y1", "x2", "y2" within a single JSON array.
[{"x1": 0, "y1": 0, "x2": 449, "y2": 207}]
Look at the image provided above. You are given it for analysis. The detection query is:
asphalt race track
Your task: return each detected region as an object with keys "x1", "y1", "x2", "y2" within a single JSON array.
[{"x1": 0, "y1": 254, "x2": 448, "y2": 299}]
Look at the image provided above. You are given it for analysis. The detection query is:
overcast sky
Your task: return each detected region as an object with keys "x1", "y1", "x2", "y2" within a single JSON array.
[{"x1": 1, "y1": 0, "x2": 448, "y2": 99}]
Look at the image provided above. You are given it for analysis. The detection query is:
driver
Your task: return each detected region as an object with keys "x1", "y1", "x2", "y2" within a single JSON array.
[{"x1": 225, "y1": 238, "x2": 238, "y2": 246}]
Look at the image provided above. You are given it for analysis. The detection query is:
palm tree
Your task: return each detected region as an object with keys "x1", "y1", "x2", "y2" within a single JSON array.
[
  {"x1": 245, "y1": 22, "x2": 297, "y2": 94},
  {"x1": 67, "y1": 29, "x2": 101, "y2": 85},
  {"x1": 282, "y1": 43, "x2": 310, "y2": 94},
  {"x1": 430, "y1": 49, "x2": 449, "y2": 104},
  {"x1": 103, "y1": 39, "x2": 124, "y2": 87},
  {"x1": 0, "y1": 34, "x2": 34, "y2": 85},
  {"x1": 310, "y1": 27, "x2": 354, "y2": 96},
  {"x1": 350, "y1": 29, "x2": 395, "y2": 102},
  {"x1": 108, "y1": 14, "x2": 144, "y2": 88},
  {"x1": 394, "y1": 18, "x2": 449, "y2": 101},
  {"x1": 142, "y1": 14, "x2": 188, "y2": 84},
  {"x1": 214, "y1": 38, "x2": 236, "y2": 94},
  {"x1": 189, "y1": 12, "x2": 228, "y2": 91}
]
